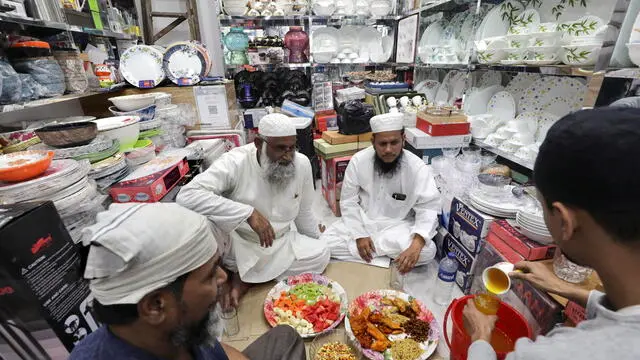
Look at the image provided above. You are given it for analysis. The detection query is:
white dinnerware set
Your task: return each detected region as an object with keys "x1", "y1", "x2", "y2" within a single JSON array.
[
  {"x1": 311, "y1": 26, "x2": 393, "y2": 63},
  {"x1": 470, "y1": 0, "x2": 610, "y2": 67},
  {"x1": 223, "y1": 0, "x2": 308, "y2": 16},
  {"x1": 311, "y1": 0, "x2": 392, "y2": 17},
  {"x1": 418, "y1": 8, "x2": 483, "y2": 65},
  {"x1": 461, "y1": 71, "x2": 587, "y2": 164}
]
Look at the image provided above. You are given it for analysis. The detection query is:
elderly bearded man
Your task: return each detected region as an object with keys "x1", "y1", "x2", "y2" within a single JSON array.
[
  {"x1": 70, "y1": 203, "x2": 306, "y2": 360},
  {"x1": 177, "y1": 113, "x2": 329, "y2": 309},
  {"x1": 321, "y1": 114, "x2": 440, "y2": 273}
]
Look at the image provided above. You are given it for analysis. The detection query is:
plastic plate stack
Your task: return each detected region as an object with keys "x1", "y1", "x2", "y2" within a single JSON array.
[
  {"x1": 0, "y1": 159, "x2": 105, "y2": 242},
  {"x1": 516, "y1": 205, "x2": 553, "y2": 245},
  {"x1": 89, "y1": 152, "x2": 129, "y2": 192}
]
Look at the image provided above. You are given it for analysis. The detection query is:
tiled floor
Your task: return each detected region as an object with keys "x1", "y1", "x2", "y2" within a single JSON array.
[{"x1": 223, "y1": 184, "x2": 460, "y2": 359}]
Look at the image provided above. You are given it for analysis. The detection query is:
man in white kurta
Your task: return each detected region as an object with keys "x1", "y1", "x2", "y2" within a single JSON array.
[
  {"x1": 321, "y1": 114, "x2": 440, "y2": 273},
  {"x1": 176, "y1": 114, "x2": 329, "y2": 307}
]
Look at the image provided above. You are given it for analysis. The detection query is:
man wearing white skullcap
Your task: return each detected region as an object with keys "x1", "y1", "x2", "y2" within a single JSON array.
[
  {"x1": 321, "y1": 113, "x2": 440, "y2": 272},
  {"x1": 177, "y1": 113, "x2": 329, "y2": 308},
  {"x1": 70, "y1": 203, "x2": 306, "y2": 360}
]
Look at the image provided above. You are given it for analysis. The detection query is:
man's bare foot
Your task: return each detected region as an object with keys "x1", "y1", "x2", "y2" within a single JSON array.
[{"x1": 222, "y1": 272, "x2": 251, "y2": 310}]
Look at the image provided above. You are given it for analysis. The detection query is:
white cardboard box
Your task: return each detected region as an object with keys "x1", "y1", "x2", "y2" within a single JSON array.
[{"x1": 405, "y1": 127, "x2": 471, "y2": 149}]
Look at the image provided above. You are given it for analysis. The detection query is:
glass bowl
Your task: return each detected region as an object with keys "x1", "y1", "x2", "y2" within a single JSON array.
[
  {"x1": 441, "y1": 146, "x2": 460, "y2": 158},
  {"x1": 309, "y1": 329, "x2": 359, "y2": 360}
]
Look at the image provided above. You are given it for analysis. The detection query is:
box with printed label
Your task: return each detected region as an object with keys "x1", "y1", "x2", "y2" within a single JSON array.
[
  {"x1": 0, "y1": 202, "x2": 99, "y2": 353},
  {"x1": 491, "y1": 220, "x2": 557, "y2": 260},
  {"x1": 448, "y1": 197, "x2": 495, "y2": 256},
  {"x1": 110, "y1": 156, "x2": 189, "y2": 203},
  {"x1": 416, "y1": 111, "x2": 470, "y2": 136},
  {"x1": 441, "y1": 232, "x2": 480, "y2": 294},
  {"x1": 486, "y1": 232, "x2": 526, "y2": 264},
  {"x1": 469, "y1": 242, "x2": 562, "y2": 336},
  {"x1": 404, "y1": 127, "x2": 472, "y2": 149},
  {"x1": 320, "y1": 155, "x2": 351, "y2": 217},
  {"x1": 564, "y1": 300, "x2": 587, "y2": 325}
]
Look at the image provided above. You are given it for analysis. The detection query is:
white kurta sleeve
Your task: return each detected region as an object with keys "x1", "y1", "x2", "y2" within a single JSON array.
[
  {"x1": 294, "y1": 157, "x2": 321, "y2": 239},
  {"x1": 340, "y1": 157, "x2": 369, "y2": 239},
  {"x1": 410, "y1": 165, "x2": 441, "y2": 241},
  {"x1": 176, "y1": 152, "x2": 254, "y2": 234}
]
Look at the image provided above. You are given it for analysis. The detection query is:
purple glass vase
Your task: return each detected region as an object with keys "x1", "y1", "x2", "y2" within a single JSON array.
[{"x1": 284, "y1": 26, "x2": 309, "y2": 63}]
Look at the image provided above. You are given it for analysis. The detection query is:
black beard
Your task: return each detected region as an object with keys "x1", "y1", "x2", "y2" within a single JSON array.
[
  {"x1": 170, "y1": 309, "x2": 214, "y2": 348},
  {"x1": 374, "y1": 151, "x2": 403, "y2": 177}
]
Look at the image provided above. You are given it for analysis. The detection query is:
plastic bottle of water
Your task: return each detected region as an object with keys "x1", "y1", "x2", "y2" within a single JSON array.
[{"x1": 433, "y1": 252, "x2": 459, "y2": 305}]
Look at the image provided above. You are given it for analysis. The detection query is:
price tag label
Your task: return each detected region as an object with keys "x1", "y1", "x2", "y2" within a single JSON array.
[
  {"x1": 177, "y1": 77, "x2": 196, "y2": 86},
  {"x1": 138, "y1": 80, "x2": 156, "y2": 88}
]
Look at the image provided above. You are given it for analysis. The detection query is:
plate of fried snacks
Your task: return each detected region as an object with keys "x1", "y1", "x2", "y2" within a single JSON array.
[
  {"x1": 264, "y1": 273, "x2": 348, "y2": 338},
  {"x1": 345, "y1": 290, "x2": 439, "y2": 360}
]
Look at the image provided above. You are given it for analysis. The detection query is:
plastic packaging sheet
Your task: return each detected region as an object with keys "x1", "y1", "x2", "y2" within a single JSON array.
[
  {"x1": 54, "y1": 51, "x2": 89, "y2": 94},
  {"x1": 12, "y1": 58, "x2": 66, "y2": 98},
  {"x1": 18, "y1": 73, "x2": 48, "y2": 101},
  {"x1": 0, "y1": 59, "x2": 21, "y2": 104}
]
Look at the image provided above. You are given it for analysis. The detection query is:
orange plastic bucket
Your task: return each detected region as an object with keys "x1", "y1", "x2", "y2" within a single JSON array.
[{"x1": 443, "y1": 295, "x2": 533, "y2": 360}]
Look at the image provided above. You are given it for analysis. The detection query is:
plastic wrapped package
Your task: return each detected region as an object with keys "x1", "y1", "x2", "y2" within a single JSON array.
[
  {"x1": 12, "y1": 58, "x2": 65, "y2": 97},
  {"x1": 54, "y1": 50, "x2": 88, "y2": 94},
  {"x1": 0, "y1": 59, "x2": 21, "y2": 105},
  {"x1": 18, "y1": 73, "x2": 47, "y2": 101}
]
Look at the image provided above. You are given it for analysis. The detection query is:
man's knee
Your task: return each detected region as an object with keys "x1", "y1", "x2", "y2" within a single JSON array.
[{"x1": 271, "y1": 325, "x2": 303, "y2": 343}]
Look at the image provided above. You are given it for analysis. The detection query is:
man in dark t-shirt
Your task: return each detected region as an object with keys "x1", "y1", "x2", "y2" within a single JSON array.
[{"x1": 69, "y1": 203, "x2": 305, "y2": 360}]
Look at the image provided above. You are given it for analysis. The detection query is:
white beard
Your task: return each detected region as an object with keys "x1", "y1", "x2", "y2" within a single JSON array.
[{"x1": 260, "y1": 143, "x2": 296, "y2": 190}]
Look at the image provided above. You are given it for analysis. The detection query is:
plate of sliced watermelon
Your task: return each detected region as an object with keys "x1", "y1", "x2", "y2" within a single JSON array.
[{"x1": 263, "y1": 273, "x2": 348, "y2": 338}]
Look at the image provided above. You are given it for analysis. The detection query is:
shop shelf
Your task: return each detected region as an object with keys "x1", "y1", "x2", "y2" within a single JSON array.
[
  {"x1": 0, "y1": 13, "x2": 136, "y2": 39},
  {"x1": 472, "y1": 139, "x2": 534, "y2": 171}
]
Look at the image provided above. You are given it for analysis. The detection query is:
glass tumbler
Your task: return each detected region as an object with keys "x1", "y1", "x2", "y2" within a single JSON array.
[
  {"x1": 553, "y1": 252, "x2": 593, "y2": 284},
  {"x1": 222, "y1": 308, "x2": 240, "y2": 337}
]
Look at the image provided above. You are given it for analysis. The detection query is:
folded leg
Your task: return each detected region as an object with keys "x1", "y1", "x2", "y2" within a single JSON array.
[
  {"x1": 242, "y1": 325, "x2": 305, "y2": 360},
  {"x1": 277, "y1": 243, "x2": 330, "y2": 281},
  {"x1": 375, "y1": 222, "x2": 437, "y2": 266}
]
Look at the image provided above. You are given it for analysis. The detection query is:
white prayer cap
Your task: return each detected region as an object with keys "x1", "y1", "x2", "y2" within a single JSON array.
[
  {"x1": 370, "y1": 113, "x2": 404, "y2": 133},
  {"x1": 259, "y1": 113, "x2": 297, "y2": 137},
  {"x1": 81, "y1": 203, "x2": 217, "y2": 305}
]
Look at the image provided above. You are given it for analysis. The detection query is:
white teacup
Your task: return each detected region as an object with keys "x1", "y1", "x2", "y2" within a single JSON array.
[
  {"x1": 505, "y1": 48, "x2": 528, "y2": 62},
  {"x1": 531, "y1": 36, "x2": 559, "y2": 47},
  {"x1": 485, "y1": 133, "x2": 507, "y2": 147},
  {"x1": 498, "y1": 139, "x2": 524, "y2": 154},
  {"x1": 537, "y1": 22, "x2": 559, "y2": 33},
  {"x1": 513, "y1": 132, "x2": 534, "y2": 145},
  {"x1": 483, "y1": 262, "x2": 518, "y2": 295},
  {"x1": 399, "y1": 96, "x2": 410, "y2": 107},
  {"x1": 386, "y1": 97, "x2": 397, "y2": 107},
  {"x1": 496, "y1": 125, "x2": 518, "y2": 138},
  {"x1": 530, "y1": 46, "x2": 559, "y2": 61}
]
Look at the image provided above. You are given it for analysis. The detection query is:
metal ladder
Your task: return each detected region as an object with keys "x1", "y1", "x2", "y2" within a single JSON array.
[{"x1": 139, "y1": 0, "x2": 201, "y2": 44}]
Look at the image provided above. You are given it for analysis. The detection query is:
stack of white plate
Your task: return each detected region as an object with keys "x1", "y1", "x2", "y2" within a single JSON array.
[
  {"x1": 0, "y1": 159, "x2": 105, "y2": 242},
  {"x1": 468, "y1": 187, "x2": 523, "y2": 218},
  {"x1": 516, "y1": 208, "x2": 553, "y2": 244}
]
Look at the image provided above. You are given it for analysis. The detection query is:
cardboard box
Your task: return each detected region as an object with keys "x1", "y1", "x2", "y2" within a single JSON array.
[
  {"x1": 313, "y1": 139, "x2": 368, "y2": 159},
  {"x1": 486, "y1": 232, "x2": 526, "y2": 264},
  {"x1": 320, "y1": 155, "x2": 351, "y2": 217},
  {"x1": 416, "y1": 111, "x2": 470, "y2": 136},
  {"x1": 404, "y1": 127, "x2": 472, "y2": 149},
  {"x1": 316, "y1": 110, "x2": 338, "y2": 132},
  {"x1": 322, "y1": 131, "x2": 373, "y2": 145},
  {"x1": 491, "y1": 220, "x2": 557, "y2": 261},
  {"x1": 110, "y1": 156, "x2": 189, "y2": 203},
  {"x1": 565, "y1": 301, "x2": 587, "y2": 325},
  {"x1": 470, "y1": 242, "x2": 562, "y2": 336},
  {"x1": 405, "y1": 143, "x2": 445, "y2": 164},
  {"x1": 281, "y1": 99, "x2": 315, "y2": 119},
  {"x1": 0, "y1": 202, "x2": 99, "y2": 353},
  {"x1": 440, "y1": 232, "x2": 480, "y2": 294},
  {"x1": 448, "y1": 197, "x2": 496, "y2": 256}
]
